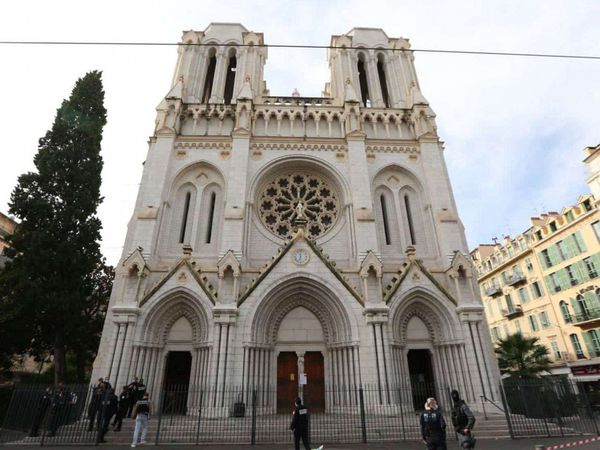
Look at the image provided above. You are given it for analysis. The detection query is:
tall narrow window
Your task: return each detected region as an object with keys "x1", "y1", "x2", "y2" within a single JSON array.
[
  {"x1": 205, "y1": 191, "x2": 216, "y2": 244},
  {"x1": 202, "y1": 50, "x2": 217, "y2": 103},
  {"x1": 179, "y1": 192, "x2": 191, "y2": 244},
  {"x1": 570, "y1": 333, "x2": 585, "y2": 359},
  {"x1": 380, "y1": 194, "x2": 391, "y2": 245},
  {"x1": 357, "y1": 54, "x2": 370, "y2": 107},
  {"x1": 560, "y1": 300, "x2": 572, "y2": 323},
  {"x1": 404, "y1": 195, "x2": 416, "y2": 245},
  {"x1": 377, "y1": 54, "x2": 390, "y2": 108},
  {"x1": 223, "y1": 50, "x2": 237, "y2": 105}
]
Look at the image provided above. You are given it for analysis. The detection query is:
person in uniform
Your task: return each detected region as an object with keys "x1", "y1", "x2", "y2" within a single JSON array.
[
  {"x1": 131, "y1": 392, "x2": 151, "y2": 448},
  {"x1": 88, "y1": 379, "x2": 105, "y2": 431},
  {"x1": 30, "y1": 387, "x2": 52, "y2": 437},
  {"x1": 451, "y1": 390, "x2": 476, "y2": 449},
  {"x1": 113, "y1": 386, "x2": 130, "y2": 431},
  {"x1": 420, "y1": 397, "x2": 447, "y2": 450},
  {"x1": 290, "y1": 397, "x2": 310, "y2": 450},
  {"x1": 98, "y1": 388, "x2": 118, "y2": 443},
  {"x1": 48, "y1": 382, "x2": 69, "y2": 437},
  {"x1": 126, "y1": 377, "x2": 139, "y2": 418}
]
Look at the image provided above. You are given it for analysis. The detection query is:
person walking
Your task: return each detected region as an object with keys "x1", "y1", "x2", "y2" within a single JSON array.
[
  {"x1": 131, "y1": 392, "x2": 151, "y2": 447},
  {"x1": 450, "y1": 390, "x2": 476, "y2": 449},
  {"x1": 290, "y1": 397, "x2": 310, "y2": 450},
  {"x1": 420, "y1": 397, "x2": 447, "y2": 450}
]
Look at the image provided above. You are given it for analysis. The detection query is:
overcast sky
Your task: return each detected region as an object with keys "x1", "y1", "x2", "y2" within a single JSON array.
[{"x1": 1, "y1": 0, "x2": 599, "y2": 265}]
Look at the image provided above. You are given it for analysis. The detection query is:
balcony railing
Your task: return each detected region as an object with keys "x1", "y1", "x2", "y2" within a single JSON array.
[
  {"x1": 572, "y1": 307, "x2": 600, "y2": 328},
  {"x1": 485, "y1": 285, "x2": 503, "y2": 297},
  {"x1": 503, "y1": 305, "x2": 524, "y2": 319},
  {"x1": 507, "y1": 273, "x2": 527, "y2": 286}
]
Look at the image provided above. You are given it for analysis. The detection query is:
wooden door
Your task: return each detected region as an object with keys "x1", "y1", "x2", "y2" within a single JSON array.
[
  {"x1": 304, "y1": 351, "x2": 325, "y2": 412},
  {"x1": 277, "y1": 352, "x2": 298, "y2": 413}
]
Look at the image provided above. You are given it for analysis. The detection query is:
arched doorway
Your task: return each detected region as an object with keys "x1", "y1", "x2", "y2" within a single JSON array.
[
  {"x1": 275, "y1": 307, "x2": 326, "y2": 413},
  {"x1": 407, "y1": 349, "x2": 435, "y2": 410},
  {"x1": 163, "y1": 351, "x2": 192, "y2": 413}
]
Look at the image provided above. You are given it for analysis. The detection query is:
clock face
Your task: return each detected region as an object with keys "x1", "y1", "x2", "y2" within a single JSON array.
[{"x1": 293, "y1": 248, "x2": 310, "y2": 265}]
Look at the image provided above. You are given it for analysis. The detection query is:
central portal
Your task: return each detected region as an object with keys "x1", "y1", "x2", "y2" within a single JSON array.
[
  {"x1": 276, "y1": 351, "x2": 325, "y2": 413},
  {"x1": 163, "y1": 351, "x2": 192, "y2": 414}
]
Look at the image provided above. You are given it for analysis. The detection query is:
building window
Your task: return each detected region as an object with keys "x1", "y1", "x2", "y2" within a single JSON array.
[
  {"x1": 223, "y1": 49, "x2": 237, "y2": 105},
  {"x1": 550, "y1": 341, "x2": 562, "y2": 359},
  {"x1": 505, "y1": 294, "x2": 514, "y2": 310},
  {"x1": 556, "y1": 241, "x2": 567, "y2": 260},
  {"x1": 526, "y1": 258, "x2": 534, "y2": 272},
  {"x1": 576, "y1": 295, "x2": 591, "y2": 321},
  {"x1": 491, "y1": 327, "x2": 501, "y2": 341},
  {"x1": 540, "y1": 249, "x2": 552, "y2": 268},
  {"x1": 593, "y1": 221, "x2": 600, "y2": 242},
  {"x1": 528, "y1": 315, "x2": 539, "y2": 332},
  {"x1": 376, "y1": 54, "x2": 391, "y2": 108},
  {"x1": 380, "y1": 194, "x2": 391, "y2": 245},
  {"x1": 536, "y1": 230, "x2": 543, "y2": 241},
  {"x1": 205, "y1": 191, "x2": 217, "y2": 244},
  {"x1": 549, "y1": 221, "x2": 557, "y2": 232},
  {"x1": 573, "y1": 231, "x2": 587, "y2": 253},
  {"x1": 549, "y1": 272, "x2": 562, "y2": 292},
  {"x1": 565, "y1": 265, "x2": 579, "y2": 286},
  {"x1": 565, "y1": 210, "x2": 575, "y2": 222},
  {"x1": 539, "y1": 311, "x2": 550, "y2": 328},
  {"x1": 560, "y1": 300, "x2": 572, "y2": 323},
  {"x1": 202, "y1": 49, "x2": 217, "y2": 103},
  {"x1": 583, "y1": 256, "x2": 598, "y2": 279},
  {"x1": 531, "y1": 281, "x2": 544, "y2": 298},
  {"x1": 357, "y1": 53, "x2": 371, "y2": 107},
  {"x1": 518, "y1": 287, "x2": 530, "y2": 304},
  {"x1": 515, "y1": 320, "x2": 521, "y2": 333},
  {"x1": 583, "y1": 199, "x2": 592, "y2": 212},
  {"x1": 179, "y1": 191, "x2": 192, "y2": 244},
  {"x1": 589, "y1": 329, "x2": 600, "y2": 357},
  {"x1": 570, "y1": 333, "x2": 585, "y2": 359},
  {"x1": 404, "y1": 195, "x2": 416, "y2": 245}
]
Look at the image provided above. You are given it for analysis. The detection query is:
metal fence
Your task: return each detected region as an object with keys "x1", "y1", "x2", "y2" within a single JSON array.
[
  {"x1": 501, "y1": 378, "x2": 600, "y2": 438},
  {"x1": 1, "y1": 378, "x2": 599, "y2": 446}
]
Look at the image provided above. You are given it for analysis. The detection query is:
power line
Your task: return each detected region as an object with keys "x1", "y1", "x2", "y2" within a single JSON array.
[{"x1": 0, "y1": 40, "x2": 599, "y2": 60}]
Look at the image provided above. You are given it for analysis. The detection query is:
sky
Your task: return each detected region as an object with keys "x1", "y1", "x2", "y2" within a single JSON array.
[{"x1": 0, "y1": 0, "x2": 599, "y2": 265}]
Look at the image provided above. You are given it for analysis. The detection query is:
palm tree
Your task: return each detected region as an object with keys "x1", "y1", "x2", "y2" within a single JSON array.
[{"x1": 494, "y1": 333, "x2": 551, "y2": 379}]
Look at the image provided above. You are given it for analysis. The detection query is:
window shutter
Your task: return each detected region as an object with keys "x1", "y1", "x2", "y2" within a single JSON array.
[
  {"x1": 574, "y1": 231, "x2": 587, "y2": 253},
  {"x1": 582, "y1": 332, "x2": 595, "y2": 356},
  {"x1": 548, "y1": 245, "x2": 562, "y2": 265}
]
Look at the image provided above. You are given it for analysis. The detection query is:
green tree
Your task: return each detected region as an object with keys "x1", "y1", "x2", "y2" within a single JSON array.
[
  {"x1": 494, "y1": 332, "x2": 551, "y2": 378},
  {"x1": 0, "y1": 71, "x2": 107, "y2": 383}
]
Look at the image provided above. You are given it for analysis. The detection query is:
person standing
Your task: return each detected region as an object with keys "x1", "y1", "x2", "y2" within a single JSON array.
[
  {"x1": 420, "y1": 397, "x2": 447, "y2": 450},
  {"x1": 88, "y1": 379, "x2": 105, "y2": 431},
  {"x1": 450, "y1": 390, "x2": 476, "y2": 449},
  {"x1": 290, "y1": 397, "x2": 310, "y2": 450},
  {"x1": 131, "y1": 392, "x2": 151, "y2": 448},
  {"x1": 98, "y1": 388, "x2": 118, "y2": 443},
  {"x1": 126, "y1": 377, "x2": 139, "y2": 418},
  {"x1": 47, "y1": 383, "x2": 69, "y2": 437},
  {"x1": 30, "y1": 387, "x2": 52, "y2": 437},
  {"x1": 113, "y1": 386, "x2": 130, "y2": 431}
]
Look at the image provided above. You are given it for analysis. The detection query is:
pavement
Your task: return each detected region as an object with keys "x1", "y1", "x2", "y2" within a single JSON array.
[{"x1": 3, "y1": 437, "x2": 600, "y2": 450}]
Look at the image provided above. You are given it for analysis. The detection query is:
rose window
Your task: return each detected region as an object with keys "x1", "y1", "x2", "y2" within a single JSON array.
[{"x1": 258, "y1": 173, "x2": 339, "y2": 239}]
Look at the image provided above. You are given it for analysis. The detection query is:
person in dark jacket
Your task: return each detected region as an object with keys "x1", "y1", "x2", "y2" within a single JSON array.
[
  {"x1": 126, "y1": 377, "x2": 139, "y2": 418},
  {"x1": 48, "y1": 383, "x2": 69, "y2": 437},
  {"x1": 451, "y1": 390, "x2": 476, "y2": 449},
  {"x1": 88, "y1": 379, "x2": 105, "y2": 431},
  {"x1": 113, "y1": 386, "x2": 130, "y2": 431},
  {"x1": 420, "y1": 397, "x2": 447, "y2": 450},
  {"x1": 99, "y1": 388, "x2": 118, "y2": 443},
  {"x1": 290, "y1": 397, "x2": 310, "y2": 450},
  {"x1": 30, "y1": 387, "x2": 52, "y2": 437}
]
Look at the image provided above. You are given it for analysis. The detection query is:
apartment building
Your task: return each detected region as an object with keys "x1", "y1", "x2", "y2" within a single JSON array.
[{"x1": 471, "y1": 144, "x2": 600, "y2": 386}]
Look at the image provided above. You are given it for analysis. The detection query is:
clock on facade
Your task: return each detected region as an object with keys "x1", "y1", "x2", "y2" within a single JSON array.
[{"x1": 292, "y1": 248, "x2": 310, "y2": 265}]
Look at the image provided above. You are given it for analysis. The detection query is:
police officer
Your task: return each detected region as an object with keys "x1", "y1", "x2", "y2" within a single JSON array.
[
  {"x1": 126, "y1": 377, "x2": 139, "y2": 418},
  {"x1": 113, "y1": 386, "x2": 130, "y2": 431},
  {"x1": 290, "y1": 397, "x2": 310, "y2": 450},
  {"x1": 420, "y1": 397, "x2": 447, "y2": 450},
  {"x1": 30, "y1": 387, "x2": 52, "y2": 437},
  {"x1": 451, "y1": 390, "x2": 476, "y2": 449},
  {"x1": 99, "y1": 388, "x2": 118, "y2": 443},
  {"x1": 88, "y1": 379, "x2": 105, "y2": 431},
  {"x1": 48, "y1": 383, "x2": 69, "y2": 437}
]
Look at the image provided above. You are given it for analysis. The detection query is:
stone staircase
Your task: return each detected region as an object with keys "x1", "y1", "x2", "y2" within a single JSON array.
[{"x1": 8, "y1": 411, "x2": 592, "y2": 445}]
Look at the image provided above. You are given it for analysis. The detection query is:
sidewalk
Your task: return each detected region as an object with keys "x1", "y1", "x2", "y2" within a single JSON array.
[{"x1": 5, "y1": 437, "x2": 600, "y2": 450}]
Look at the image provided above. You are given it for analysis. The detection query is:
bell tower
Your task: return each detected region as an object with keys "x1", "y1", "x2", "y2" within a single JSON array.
[{"x1": 171, "y1": 23, "x2": 267, "y2": 104}]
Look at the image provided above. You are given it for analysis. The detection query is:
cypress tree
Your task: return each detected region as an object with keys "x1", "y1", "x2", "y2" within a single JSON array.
[{"x1": 0, "y1": 71, "x2": 107, "y2": 383}]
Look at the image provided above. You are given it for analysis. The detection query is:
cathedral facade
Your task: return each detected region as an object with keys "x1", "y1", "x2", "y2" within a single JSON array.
[{"x1": 93, "y1": 23, "x2": 500, "y2": 412}]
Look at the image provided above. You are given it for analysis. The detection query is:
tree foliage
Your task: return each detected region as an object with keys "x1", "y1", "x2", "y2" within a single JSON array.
[
  {"x1": 0, "y1": 71, "x2": 109, "y2": 383},
  {"x1": 494, "y1": 332, "x2": 551, "y2": 379}
]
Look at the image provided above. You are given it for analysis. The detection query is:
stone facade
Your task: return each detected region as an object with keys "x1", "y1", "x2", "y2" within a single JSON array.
[{"x1": 92, "y1": 23, "x2": 500, "y2": 411}]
